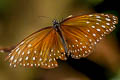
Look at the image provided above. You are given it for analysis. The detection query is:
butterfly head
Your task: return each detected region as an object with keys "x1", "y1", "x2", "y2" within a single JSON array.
[{"x1": 53, "y1": 19, "x2": 60, "y2": 29}]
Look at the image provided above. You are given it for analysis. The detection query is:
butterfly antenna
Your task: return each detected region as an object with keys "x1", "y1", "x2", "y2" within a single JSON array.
[{"x1": 38, "y1": 16, "x2": 52, "y2": 20}]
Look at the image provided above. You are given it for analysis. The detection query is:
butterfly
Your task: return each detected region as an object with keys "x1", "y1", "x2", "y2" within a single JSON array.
[{"x1": 5, "y1": 13, "x2": 118, "y2": 69}]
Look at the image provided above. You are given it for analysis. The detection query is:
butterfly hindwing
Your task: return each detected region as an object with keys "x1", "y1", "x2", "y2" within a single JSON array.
[{"x1": 61, "y1": 13, "x2": 118, "y2": 59}]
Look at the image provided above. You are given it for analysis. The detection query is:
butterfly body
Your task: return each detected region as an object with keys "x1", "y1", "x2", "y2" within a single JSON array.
[
  {"x1": 5, "y1": 13, "x2": 118, "y2": 69},
  {"x1": 52, "y1": 19, "x2": 68, "y2": 55}
]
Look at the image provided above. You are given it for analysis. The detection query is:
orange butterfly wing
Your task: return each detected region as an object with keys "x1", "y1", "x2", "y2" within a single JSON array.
[
  {"x1": 6, "y1": 27, "x2": 66, "y2": 69},
  {"x1": 60, "y1": 13, "x2": 118, "y2": 59}
]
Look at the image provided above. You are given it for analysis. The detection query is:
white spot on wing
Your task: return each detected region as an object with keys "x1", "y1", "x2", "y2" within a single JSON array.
[
  {"x1": 28, "y1": 44, "x2": 32, "y2": 47},
  {"x1": 89, "y1": 14, "x2": 93, "y2": 17},
  {"x1": 106, "y1": 23, "x2": 110, "y2": 25},
  {"x1": 34, "y1": 50, "x2": 37, "y2": 53},
  {"x1": 89, "y1": 39, "x2": 92, "y2": 42},
  {"x1": 25, "y1": 56, "x2": 29, "y2": 60},
  {"x1": 96, "y1": 16, "x2": 101, "y2": 18},
  {"x1": 105, "y1": 18, "x2": 111, "y2": 21},
  {"x1": 91, "y1": 26, "x2": 95, "y2": 28},
  {"x1": 96, "y1": 29, "x2": 101, "y2": 32},
  {"x1": 101, "y1": 25, "x2": 105, "y2": 28},
  {"x1": 39, "y1": 58, "x2": 42, "y2": 61},
  {"x1": 16, "y1": 48, "x2": 19, "y2": 52},
  {"x1": 14, "y1": 59, "x2": 17, "y2": 63},
  {"x1": 86, "y1": 21, "x2": 90, "y2": 24},
  {"x1": 18, "y1": 50, "x2": 21, "y2": 55},
  {"x1": 93, "y1": 33, "x2": 96, "y2": 37},
  {"x1": 10, "y1": 56, "x2": 14, "y2": 61},
  {"x1": 19, "y1": 58, "x2": 22, "y2": 61},
  {"x1": 96, "y1": 23, "x2": 100, "y2": 25},
  {"x1": 27, "y1": 50, "x2": 30, "y2": 54},
  {"x1": 22, "y1": 52, "x2": 24, "y2": 55},
  {"x1": 96, "y1": 19, "x2": 101, "y2": 22},
  {"x1": 75, "y1": 40, "x2": 78, "y2": 42},
  {"x1": 87, "y1": 29, "x2": 90, "y2": 32},
  {"x1": 51, "y1": 49, "x2": 54, "y2": 52}
]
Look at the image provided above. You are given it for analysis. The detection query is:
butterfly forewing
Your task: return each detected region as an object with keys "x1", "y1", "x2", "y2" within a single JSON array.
[
  {"x1": 61, "y1": 13, "x2": 118, "y2": 59},
  {"x1": 6, "y1": 27, "x2": 66, "y2": 69}
]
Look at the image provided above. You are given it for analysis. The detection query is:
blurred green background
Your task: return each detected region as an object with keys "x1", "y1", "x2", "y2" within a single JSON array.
[{"x1": 0, "y1": 0, "x2": 120, "y2": 80}]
